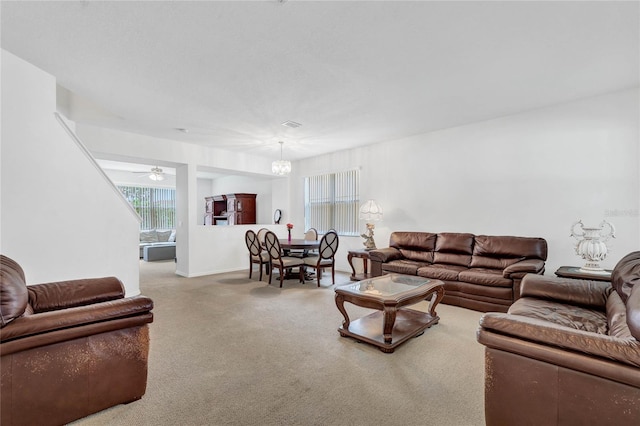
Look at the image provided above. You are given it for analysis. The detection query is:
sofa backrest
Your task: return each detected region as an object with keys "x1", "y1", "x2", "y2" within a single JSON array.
[
  {"x1": 612, "y1": 251, "x2": 640, "y2": 304},
  {"x1": 611, "y1": 251, "x2": 640, "y2": 340},
  {"x1": 389, "y1": 232, "x2": 436, "y2": 263},
  {"x1": 0, "y1": 255, "x2": 28, "y2": 328},
  {"x1": 386, "y1": 232, "x2": 548, "y2": 269},
  {"x1": 140, "y1": 229, "x2": 176, "y2": 243},
  {"x1": 471, "y1": 235, "x2": 548, "y2": 269},
  {"x1": 434, "y1": 233, "x2": 474, "y2": 266}
]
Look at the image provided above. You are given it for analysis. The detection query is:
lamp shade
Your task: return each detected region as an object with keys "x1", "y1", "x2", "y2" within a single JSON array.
[
  {"x1": 271, "y1": 160, "x2": 291, "y2": 176},
  {"x1": 272, "y1": 141, "x2": 291, "y2": 176},
  {"x1": 359, "y1": 199, "x2": 383, "y2": 222}
]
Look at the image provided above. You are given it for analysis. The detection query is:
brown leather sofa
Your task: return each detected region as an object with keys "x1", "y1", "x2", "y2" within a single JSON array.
[
  {"x1": 369, "y1": 232, "x2": 548, "y2": 312},
  {"x1": 477, "y1": 251, "x2": 640, "y2": 425},
  {"x1": 0, "y1": 254, "x2": 154, "y2": 426}
]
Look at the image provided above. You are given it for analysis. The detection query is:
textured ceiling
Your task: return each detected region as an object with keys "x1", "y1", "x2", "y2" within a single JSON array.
[{"x1": 2, "y1": 1, "x2": 638, "y2": 161}]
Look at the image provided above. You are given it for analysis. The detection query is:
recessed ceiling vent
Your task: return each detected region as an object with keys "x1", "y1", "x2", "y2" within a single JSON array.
[{"x1": 281, "y1": 120, "x2": 301, "y2": 128}]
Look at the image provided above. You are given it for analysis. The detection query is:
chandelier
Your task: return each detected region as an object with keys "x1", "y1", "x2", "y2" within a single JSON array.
[{"x1": 272, "y1": 141, "x2": 291, "y2": 176}]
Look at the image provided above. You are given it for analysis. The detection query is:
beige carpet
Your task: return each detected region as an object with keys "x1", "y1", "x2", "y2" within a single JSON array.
[{"x1": 73, "y1": 261, "x2": 486, "y2": 426}]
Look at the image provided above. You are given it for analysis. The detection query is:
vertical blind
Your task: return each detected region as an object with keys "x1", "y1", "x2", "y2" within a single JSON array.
[
  {"x1": 118, "y1": 186, "x2": 176, "y2": 230},
  {"x1": 304, "y1": 169, "x2": 359, "y2": 236}
]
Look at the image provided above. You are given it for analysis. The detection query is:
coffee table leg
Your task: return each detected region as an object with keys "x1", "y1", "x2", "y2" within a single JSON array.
[
  {"x1": 334, "y1": 293, "x2": 351, "y2": 331},
  {"x1": 428, "y1": 286, "x2": 445, "y2": 317},
  {"x1": 382, "y1": 307, "x2": 397, "y2": 344}
]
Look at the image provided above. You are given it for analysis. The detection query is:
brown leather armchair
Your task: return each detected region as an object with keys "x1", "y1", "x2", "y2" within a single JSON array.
[
  {"x1": 477, "y1": 252, "x2": 640, "y2": 425},
  {"x1": 0, "y1": 255, "x2": 154, "y2": 426}
]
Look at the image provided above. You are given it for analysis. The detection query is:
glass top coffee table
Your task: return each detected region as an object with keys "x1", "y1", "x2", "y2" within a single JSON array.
[{"x1": 334, "y1": 274, "x2": 445, "y2": 353}]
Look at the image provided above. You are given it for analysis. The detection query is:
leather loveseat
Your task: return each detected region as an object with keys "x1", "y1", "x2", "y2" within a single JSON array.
[
  {"x1": 0, "y1": 254, "x2": 154, "y2": 426},
  {"x1": 476, "y1": 251, "x2": 640, "y2": 425},
  {"x1": 369, "y1": 232, "x2": 548, "y2": 312}
]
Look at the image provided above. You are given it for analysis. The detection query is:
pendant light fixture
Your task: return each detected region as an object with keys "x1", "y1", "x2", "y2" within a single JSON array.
[{"x1": 272, "y1": 141, "x2": 292, "y2": 176}]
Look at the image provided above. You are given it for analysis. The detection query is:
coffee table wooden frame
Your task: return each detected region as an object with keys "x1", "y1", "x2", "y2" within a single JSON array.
[{"x1": 334, "y1": 275, "x2": 445, "y2": 353}]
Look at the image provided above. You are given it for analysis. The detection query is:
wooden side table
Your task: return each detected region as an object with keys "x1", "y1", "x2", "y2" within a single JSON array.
[
  {"x1": 554, "y1": 266, "x2": 612, "y2": 282},
  {"x1": 348, "y1": 249, "x2": 371, "y2": 281}
]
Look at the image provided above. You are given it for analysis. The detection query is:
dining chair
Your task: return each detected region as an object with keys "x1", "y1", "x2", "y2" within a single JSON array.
[
  {"x1": 304, "y1": 228, "x2": 318, "y2": 240},
  {"x1": 303, "y1": 230, "x2": 339, "y2": 287},
  {"x1": 264, "y1": 231, "x2": 305, "y2": 287},
  {"x1": 245, "y1": 229, "x2": 269, "y2": 281},
  {"x1": 256, "y1": 228, "x2": 269, "y2": 245}
]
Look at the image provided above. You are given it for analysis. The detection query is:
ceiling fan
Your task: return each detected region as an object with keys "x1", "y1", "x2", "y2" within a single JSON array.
[{"x1": 133, "y1": 166, "x2": 165, "y2": 181}]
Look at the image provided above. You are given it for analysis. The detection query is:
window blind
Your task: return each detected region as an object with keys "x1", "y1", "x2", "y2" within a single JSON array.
[
  {"x1": 304, "y1": 169, "x2": 359, "y2": 236},
  {"x1": 118, "y1": 186, "x2": 176, "y2": 230}
]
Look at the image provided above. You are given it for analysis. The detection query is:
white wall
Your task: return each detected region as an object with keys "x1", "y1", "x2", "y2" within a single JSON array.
[
  {"x1": 1, "y1": 50, "x2": 141, "y2": 294},
  {"x1": 210, "y1": 175, "x2": 275, "y2": 224},
  {"x1": 78, "y1": 124, "x2": 288, "y2": 277},
  {"x1": 292, "y1": 88, "x2": 640, "y2": 275}
]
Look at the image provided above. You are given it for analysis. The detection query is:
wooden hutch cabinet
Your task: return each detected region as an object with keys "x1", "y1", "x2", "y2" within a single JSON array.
[
  {"x1": 204, "y1": 194, "x2": 227, "y2": 225},
  {"x1": 226, "y1": 193, "x2": 256, "y2": 225},
  {"x1": 204, "y1": 193, "x2": 256, "y2": 225}
]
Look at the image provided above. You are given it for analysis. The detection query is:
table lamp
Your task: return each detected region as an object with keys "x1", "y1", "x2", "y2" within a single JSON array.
[{"x1": 359, "y1": 199, "x2": 383, "y2": 250}]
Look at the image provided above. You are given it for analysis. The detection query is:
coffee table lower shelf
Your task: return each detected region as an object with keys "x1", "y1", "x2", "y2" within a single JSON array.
[{"x1": 338, "y1": 308, "x2": 438, "y2": 353}]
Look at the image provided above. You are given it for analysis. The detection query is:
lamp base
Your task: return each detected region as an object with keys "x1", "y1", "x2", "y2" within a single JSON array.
[{"x1": 361, "y1": 223, "x2": 377, "y2": 250}]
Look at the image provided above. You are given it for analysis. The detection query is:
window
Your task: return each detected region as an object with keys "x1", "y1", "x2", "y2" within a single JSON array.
[
  {"x1": 118, "y1": 186, "x2": 176, "y2": 230},
  {"x1": 304, "y1": 169, "x2": 359, "y2": 236}
]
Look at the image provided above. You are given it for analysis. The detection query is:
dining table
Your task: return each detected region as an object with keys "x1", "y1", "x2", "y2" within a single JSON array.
[
  {"x1": 277, "y1": 238, "x2": 321, "y2": 280},
  {"x1": 278, "y1": 238, "x2": 320, "y2": 252}
]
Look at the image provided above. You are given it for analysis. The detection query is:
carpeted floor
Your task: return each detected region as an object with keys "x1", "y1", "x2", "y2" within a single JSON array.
[{"x1": 73, "y1": 261, "x2": 485, "y2": 426}]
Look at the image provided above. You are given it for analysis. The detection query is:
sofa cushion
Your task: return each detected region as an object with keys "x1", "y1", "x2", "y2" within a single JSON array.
[
  {"x1": 0, "y1": 255, "x2": 29, "y2": 327},
  {"x1": 611, "y1": 251, "x2": 640, "y2": 304},
  {"x1": 607, "y1": 291, "x2": 633, "y2": 339},
  {"x1": 509, "y1": 297, "x2": 608, "y2": 334},
  {"x1": 458, "y1": 268, "x2": 513, "y2": 287},
  {"x1": 156, "y1": 230, "x2": 172, "y2": 242},
  {"x1": 433, "y1": 252, "x2": 471, "y2": 267},
  {"x1": 389, "y1": 232, "x2": 437, "y2": 252},
  {"x1": 417, "y1": 264, "x2": 466, "y2": 281},
  {"x1": 473, "y1": 235, "x2": 548, "y2": 260},
  {"x1": 628, "y1": 283, "x2": 640, "y2": 341},
  {"x1": 399, "y1": 249, "x2": 434, "y2": 263},
  {"x1": 140, "y1": 230, "x2": 159, "y2": 243},
  {"x1": 470, "y1": 255, "x2": 524, "y2": 270},
  {"x1": 433, "y1": 233, "x2": 473, "y2": 266},
  {"x1": 435, "y1": 233, "x2": 474, "y2": 254},
  {"x1": 168, "y1": 229, "x2": 176, "y2": 242},
  {"x1": 382, "y1": 259, "x2": 428, "y2": 275}
]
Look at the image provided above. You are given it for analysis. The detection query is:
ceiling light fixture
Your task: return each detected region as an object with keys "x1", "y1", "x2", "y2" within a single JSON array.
[
  {"x1": 149, "y1": 167, "x2": 165, "y2": 181},
  {"x1": 272, "y1": 141, "x2": 291, "y2": 176}
]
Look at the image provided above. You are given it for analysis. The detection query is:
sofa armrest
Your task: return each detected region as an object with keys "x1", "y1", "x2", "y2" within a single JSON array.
[
  {"x1": 519, "y1": 274, "x2": 611, "y2": 308},
  {"x1": 368, "y1": 247, "x2": 402, "y2": 263},
  {"x1": 1, "y1": 295, "x2": 153, "y2": 343},
  {"x1": 479, "y1": 312, "x2": 640, "y2": 369},
  {"x1": 502, "y1": 258, "x2": 545, "y2": 278},
  {"x1": 27, "y1": 277, "x2": 125, "y2": 313}
]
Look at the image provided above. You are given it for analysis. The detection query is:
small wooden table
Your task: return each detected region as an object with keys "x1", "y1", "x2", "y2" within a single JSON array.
[
  {"x1": 555, "y1": 266, "x2": 612, "y2": 282},
  {"x1": 335, "y1": 274, "x2": 445, "y2": 353},
  {"x1": 347, "y1": 249, "x2": 371, "y2": 281}
]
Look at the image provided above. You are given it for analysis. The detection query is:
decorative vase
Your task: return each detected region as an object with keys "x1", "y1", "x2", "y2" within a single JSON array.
[
  {"x1": 570, "y1": 219, "x2": 616, "y2": 272},
  {"x1": 287, "y1": 229, "x2": 291, "y2": 242}
]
